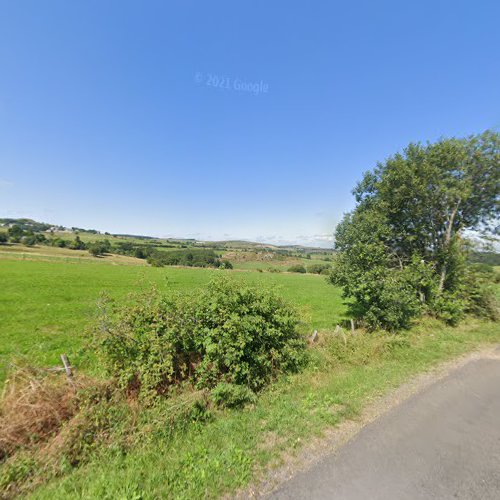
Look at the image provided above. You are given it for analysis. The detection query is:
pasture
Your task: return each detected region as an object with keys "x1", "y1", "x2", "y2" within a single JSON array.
[
  {"x1": 1, "y1": 248, "x2": 499, "y2": 499},
  {"x1": 0, "y1": 257, "x2": 345, "y2": 384}
]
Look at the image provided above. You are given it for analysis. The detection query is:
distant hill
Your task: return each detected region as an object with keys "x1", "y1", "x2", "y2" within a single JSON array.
[
  {"x1": 0, "y1": 217, "x2": 333, "y2": 250},
  {"x1": 469, "y1": 251, "x2": 500, "y2": 266},
  {"x1": 0, "y1": 218, "x2": 54, "y2": 232}
]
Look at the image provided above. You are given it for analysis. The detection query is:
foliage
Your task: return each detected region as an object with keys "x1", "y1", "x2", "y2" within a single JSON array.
[
  {"x1": 50, "y1": 238, "x2": 67, "y2": 248},
  {"x1": 91, "y1": 277, "x2": 306, "y2": 399},
  {"x1": 147, "y1": 248, "x2": 227, "y2": 268},
  {"x1": 7, "y1": 225, "x2": 24, "y2": 243},
  {"x1": 88, "y1": 240, "x2": 111, "y2": 257},
  {"x1": 210, "y1": 383, "x2": 256, "y2": 409},
  {"x1": 0, "y1": 219, "x2": 52, "y2": 233},
  {"x1": 0, "y1": 233, "x2": 7, "y2": 244},
  {"x1": 468, "y1": 251, "x2": 500, "y2": 266},
  {"x1": 306, "y1": 263, "x2": 331, "y2": 274},
  {"x1": 267, "y1": 267, "x2": 282, "y2": 273},
  {"x1": 69, "y1": 236, "x2": 86, "y2": 250},
  {"x1": 287, "y1": 264, "x2": 306, "y2": 273},
  {"x1": 463, "y1": 265, "x2": 499, "y2": 321},
  {"x1": 331, "y1": 131, "x2": 500, "y2": 330}
]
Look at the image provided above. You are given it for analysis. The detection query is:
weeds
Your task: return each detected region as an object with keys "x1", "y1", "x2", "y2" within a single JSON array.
[{"x1": 0, "y1": 366, "x2": 80, "y2": 460}]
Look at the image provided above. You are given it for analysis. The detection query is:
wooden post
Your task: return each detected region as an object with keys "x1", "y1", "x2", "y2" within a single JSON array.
[
  {"x1": 60, "y1": 354, "x2": 72, "y2": 378},
  {"x1": 311, "y1": 330, "x2": 318, "y2": 343},
  {"x1": 350, "y1": 319, "x2": 355, "y2": 332}
]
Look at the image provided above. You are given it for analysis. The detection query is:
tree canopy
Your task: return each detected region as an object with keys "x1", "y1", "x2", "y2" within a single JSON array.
[{"x1": 331, "y1": 130, "x2": 500, "y2": 330}]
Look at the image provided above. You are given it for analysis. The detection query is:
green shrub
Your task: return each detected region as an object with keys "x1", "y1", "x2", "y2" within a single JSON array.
[
  {"x1": 432, "y1": 291, "x2": 466, "y2": 326},
  {"x1": 146, "y1": 249, "x2": 223, "y2": 268},
  {"x1": 88, "y1": 241, "x2": 111, "y2": 257},
  {"x1": 92, "y1": 277, "x2": 306, "y2": 400},
  {"x1": 306, "y1": 263, "x2": 331, "y2": 274},
  {"x1": 69, "y1": 236, "x2": 86, "y2": 250},
  {"x1": 462, "y1": 265, "x2": 499, "y2": 321},
  {"x1": 287, "y1": 264, "x2": 306, "y2": 273},
  {"x1": 21, "y1": 235, "x2": 36, "y2": 246},
  {"x1": 210, "y1": 383, "x2": 256, "y2": 409}
]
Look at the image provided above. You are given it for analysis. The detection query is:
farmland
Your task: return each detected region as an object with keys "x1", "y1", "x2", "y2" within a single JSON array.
[
  {"x1": 1, "y1": 237, "x2": 499, "y2": 499},
  {"x1": 0, "y1": 251, "x2": 345, "y2": 384}
]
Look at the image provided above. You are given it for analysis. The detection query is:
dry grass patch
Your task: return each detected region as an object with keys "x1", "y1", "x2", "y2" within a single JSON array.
[{"x1": 0, "y1": 367, "x2": 84, "y2": 460}]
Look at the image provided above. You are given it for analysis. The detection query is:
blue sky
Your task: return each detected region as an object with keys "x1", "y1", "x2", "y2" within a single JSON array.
[{"x1": 1, "y1": 0, "x2": 499, "y2": 247}]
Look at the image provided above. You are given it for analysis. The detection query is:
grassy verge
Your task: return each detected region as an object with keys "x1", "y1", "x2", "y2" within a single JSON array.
[{"x1": 19, "y1": 317, "x2": 500, "y2": 499}]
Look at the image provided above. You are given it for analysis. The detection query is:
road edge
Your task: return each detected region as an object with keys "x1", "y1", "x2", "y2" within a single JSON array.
[{"x1": 239, "y1": 344, "x2": 500, "y2": 498}]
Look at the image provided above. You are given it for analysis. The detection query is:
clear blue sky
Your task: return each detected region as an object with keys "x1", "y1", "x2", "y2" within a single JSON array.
[{"x1": 1, "y1": 1, "x2": 499, "y2": 247}]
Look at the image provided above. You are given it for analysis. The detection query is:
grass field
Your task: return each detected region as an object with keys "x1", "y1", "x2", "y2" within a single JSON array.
[
  {"x1": 1, "y1": 250, "x2": 500, "y2": 498},
  {"x1": 0, "y1": 258, "x2": 345, "y2": 384}
]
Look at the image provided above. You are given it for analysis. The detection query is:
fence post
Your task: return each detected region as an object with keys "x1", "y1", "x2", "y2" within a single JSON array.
[{"x1": 60, "y1": 354, "x2": 73, "y2": 378}]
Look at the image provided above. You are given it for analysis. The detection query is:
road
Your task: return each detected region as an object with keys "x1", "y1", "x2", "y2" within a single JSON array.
[{"x1": 270, "y1": 350, "x2": 500, "y2": 499}]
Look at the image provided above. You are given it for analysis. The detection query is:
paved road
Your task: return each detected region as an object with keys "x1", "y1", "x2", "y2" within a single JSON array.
[{"x1": 271, "y1": 354, "x2": 500, "y2": 499}]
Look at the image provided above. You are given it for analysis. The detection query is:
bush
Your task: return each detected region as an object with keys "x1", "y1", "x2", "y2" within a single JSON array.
[
  {"x1": 88, "y1": 241, "x2": 110, "y2": 257},
  {"x1": 287, "y1": 264, "x2": 306, "y2": 273},
  {"x1": 219, "y1": 260, "x2": 233, "y2": 269},
  {"x1": 462, "y1": 265, "x2": 499, "y2": 321},
  {"x1": 21, "y1": 236, "x2": 36, "y2": 246},
  {"x1": 49, "y1": 238, "x2": 69, "y2": 248},
  {"x1": 69, "y1": 236, "x2": 86, "y2": 250},
  {"x1": 432, "y1": 291, "x2": 466, "y2": 326},
  {"x1": 0, "y1": 233, "x2": 7, "y2": 244},
  {"x1": 306, "y1": 263, "x2": 331, "y2": 274},
  {"x1": 147, "y1": 249, "x2": 223, "y2": 268},
  {"x1": 92, "y1": 277, "x2": 306, "y2": 400},
  {"x1": 362, "y1": 273, "x2": 422, "y2": 331},
  {"x1": 210, "y1": 383, "x2": 256, "y2": 409}
]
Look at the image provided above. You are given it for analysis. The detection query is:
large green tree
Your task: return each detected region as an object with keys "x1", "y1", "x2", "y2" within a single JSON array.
[{"x1": 331, "y1": 130, "x2": 500, "y2": 330}]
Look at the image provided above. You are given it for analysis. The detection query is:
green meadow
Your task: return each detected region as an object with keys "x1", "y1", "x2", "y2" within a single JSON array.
[
  {"x1": 1, "y1": 254, "x2": 500, "y2": 498},
  {"x1": 0, "y1": 258, "x2": 345, "y2": 384}
]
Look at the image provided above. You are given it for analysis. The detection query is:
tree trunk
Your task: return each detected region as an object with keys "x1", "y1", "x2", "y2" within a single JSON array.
[{"x1": 438, "y1": 201, "x2": 460, "y2": 293}]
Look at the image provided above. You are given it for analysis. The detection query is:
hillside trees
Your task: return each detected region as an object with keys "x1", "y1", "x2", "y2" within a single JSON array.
[
  {"x1": 288, "y1": 264, "x2": 307, "y2": 273},
  {"x1": 331, "y1": 131, "x2": 500, "y2": 330},
  {"x1": 146, "y1": 248, "x2": 229, "y2": 268},
  {"x1": 88, "y1": 239, "x2": 111, "y2": 257},
  {"x1": 70, "y1": 235, "x2": 86, "y2": 250}
]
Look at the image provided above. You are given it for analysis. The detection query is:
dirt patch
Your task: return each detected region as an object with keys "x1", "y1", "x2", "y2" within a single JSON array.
[{"x1": 237, "y1": 344, "x2": 500, "y2": 498}]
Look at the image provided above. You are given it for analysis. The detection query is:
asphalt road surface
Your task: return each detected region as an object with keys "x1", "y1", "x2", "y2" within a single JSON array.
[{"x1": 271, "y1": 352, "x2": 500, "y2": 499}]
